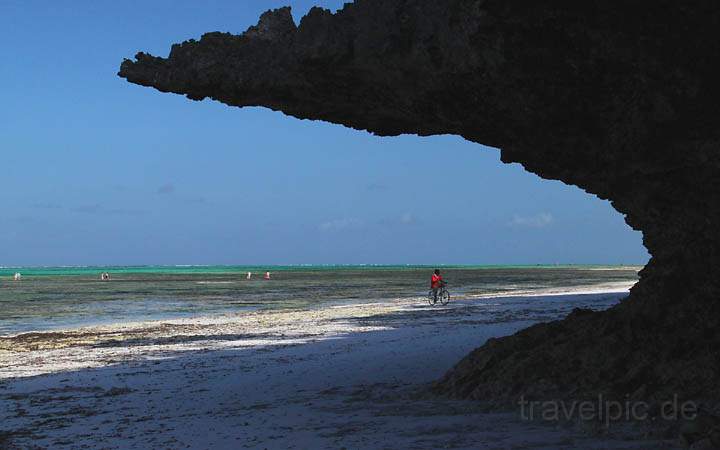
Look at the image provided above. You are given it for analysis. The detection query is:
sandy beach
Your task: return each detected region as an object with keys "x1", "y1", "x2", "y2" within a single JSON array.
[{"x1": 1, "y1": 284, "x2": 678, "y2": 449}]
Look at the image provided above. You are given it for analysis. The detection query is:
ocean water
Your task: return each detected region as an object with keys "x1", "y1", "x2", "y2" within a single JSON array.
[{"x1": 0, "y1": 265, "x2": 640, "y2": 336}]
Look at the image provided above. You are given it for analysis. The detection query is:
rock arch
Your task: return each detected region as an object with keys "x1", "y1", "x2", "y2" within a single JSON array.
[{"x1": 119, "y1": 1, "x2": 720, "y2": 403}]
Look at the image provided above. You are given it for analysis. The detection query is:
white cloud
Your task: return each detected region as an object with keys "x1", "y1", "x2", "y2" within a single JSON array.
[
  {"x1": 318, "y1": 218, "x2": 363, "y2": 232},
  {"x1": 366, "y1": 182, "x2": 389, "y2": 191},
  {"x1": 509, "y1": 212, "x2": 554, "y2": 228},
  {"x1": 400, "y1": 212, "x2": 416, "y2": 225}
]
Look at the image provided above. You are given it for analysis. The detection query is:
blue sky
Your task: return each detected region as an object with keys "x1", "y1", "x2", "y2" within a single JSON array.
[{"x1": 0, "y1": 0, "x2": 649, "y2": 266}]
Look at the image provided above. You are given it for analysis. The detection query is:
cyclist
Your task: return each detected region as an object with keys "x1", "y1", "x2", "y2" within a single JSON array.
[{"x1": 430, "y1": 269, "x2": 445, "y2": 302}]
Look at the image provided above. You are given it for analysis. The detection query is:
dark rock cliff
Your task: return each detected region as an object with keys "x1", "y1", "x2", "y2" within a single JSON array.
[{"x1": 119, "y1": 1, "x2": 720, "y2": 405}]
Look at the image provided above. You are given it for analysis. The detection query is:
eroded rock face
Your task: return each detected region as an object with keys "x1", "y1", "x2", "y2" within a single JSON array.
[{"x1": 119, "y1": 1, "x2": 720, "y2": 403}]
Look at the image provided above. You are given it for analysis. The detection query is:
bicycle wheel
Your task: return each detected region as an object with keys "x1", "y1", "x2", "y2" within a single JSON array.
[
  {"x1": 428, "y1": 290, "x2": 437, "y2": 305},
  {"x1": 439, "y1": 289, "x2": 450, "y2": 305}
]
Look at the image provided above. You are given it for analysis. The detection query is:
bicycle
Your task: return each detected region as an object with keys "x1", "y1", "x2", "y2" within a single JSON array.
[{"x1": 428, "y1": 283, "x2": 450, "y2": 306}]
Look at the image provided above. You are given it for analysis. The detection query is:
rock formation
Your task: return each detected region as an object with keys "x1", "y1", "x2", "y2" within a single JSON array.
[{"x1": 119, "y1": 1, "x2": 720, "y2": 406}]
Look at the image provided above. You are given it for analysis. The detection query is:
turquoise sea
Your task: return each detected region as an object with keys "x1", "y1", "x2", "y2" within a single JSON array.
[{"x1": 0, "y1": 265, "x2": 640, "y2": 336}]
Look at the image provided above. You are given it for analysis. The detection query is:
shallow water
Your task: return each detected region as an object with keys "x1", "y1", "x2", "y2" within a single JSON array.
[{"x1": 0, "y1": 265, "x2": 640, "y2": 335}]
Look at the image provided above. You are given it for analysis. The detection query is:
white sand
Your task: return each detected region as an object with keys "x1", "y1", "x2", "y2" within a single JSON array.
[{"x1": 0, "y1": 286, "x2": 679, "y2": 449}]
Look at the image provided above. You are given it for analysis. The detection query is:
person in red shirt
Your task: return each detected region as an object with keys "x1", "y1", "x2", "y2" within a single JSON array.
[{"x1": 430, "y1": 269, "x2": 444, "y2": 302}]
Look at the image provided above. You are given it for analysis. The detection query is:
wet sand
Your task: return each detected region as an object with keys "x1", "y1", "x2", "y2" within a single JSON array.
[{"x1": 0, "y1": 286, "x2": 679, "y2": 449}]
